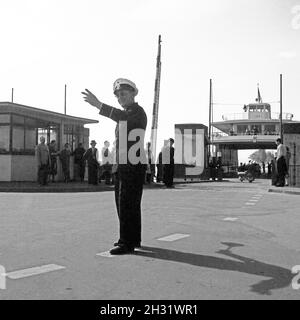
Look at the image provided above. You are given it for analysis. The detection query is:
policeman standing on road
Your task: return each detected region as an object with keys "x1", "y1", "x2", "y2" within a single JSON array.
[{"x1": 82, "y1": 78, "x2": 147, "y2": 255}]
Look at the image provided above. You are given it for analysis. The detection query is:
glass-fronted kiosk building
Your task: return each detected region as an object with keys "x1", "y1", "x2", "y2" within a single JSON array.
[{"x1": 0, "y1": 102, "x2": 98, "y2": 181}]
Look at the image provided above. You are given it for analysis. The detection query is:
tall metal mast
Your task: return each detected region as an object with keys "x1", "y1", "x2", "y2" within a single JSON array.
[
  {"x1": 208, "y1": 79, "x2": 212, "y2": 157},
  {"x1": 150, "y1": 35, "x2": 162, "y2": 161},
  {"x1": 64, "y1": 84, "x2": 67, "y2": 115},
  {"x1": 279, "y1": 74, "x2": 283, "y2": 141}
]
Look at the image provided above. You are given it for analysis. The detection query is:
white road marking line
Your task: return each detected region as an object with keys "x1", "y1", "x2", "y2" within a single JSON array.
[
  {"x1": 5, "y1": 264, "x2": 65, "y2": 280},
  {"x1": 245, "y1": 202, "x2": 256, "y2": 205},
  {"x1": 157, "y1": 233, "x2": 190, "y2": 242},
  {"x1": 96, "y1": 251, "x2": 116, "y2": 258},
  {"x1": 249, "y1": 199, "x2": 259, "y2": 202},
  {"x1": 223, "y1": 217, "x2": 238, "y2": 221}
]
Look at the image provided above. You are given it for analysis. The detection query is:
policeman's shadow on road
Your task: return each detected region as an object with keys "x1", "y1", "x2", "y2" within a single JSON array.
[{"x1": 135, "y1": 242, "x2": 293, "y2": 296}]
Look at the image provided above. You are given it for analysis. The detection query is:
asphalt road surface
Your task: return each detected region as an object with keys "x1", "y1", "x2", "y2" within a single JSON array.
[{"x1": 0, "y1": 179, "x2": 300, "y2": 300}]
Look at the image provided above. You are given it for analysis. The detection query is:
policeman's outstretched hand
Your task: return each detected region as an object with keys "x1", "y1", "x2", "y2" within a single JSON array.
[{"x1": 82, "y1": 89, "x2": 102, "y2": 109}]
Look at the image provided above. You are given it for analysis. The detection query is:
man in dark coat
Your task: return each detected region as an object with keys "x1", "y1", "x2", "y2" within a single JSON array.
[
  {"x1": 163, "y1": 138, "x2": 175, "y2": 188},
  {"x1": 83, "y1": 140, "x2": 99, "y2": 185},
  {"x1": 82, "y1": 78, "x2": 147, "y2": 255},
  {"x1": 73, "y1": 143, "x2": 86, "y2": 182}
]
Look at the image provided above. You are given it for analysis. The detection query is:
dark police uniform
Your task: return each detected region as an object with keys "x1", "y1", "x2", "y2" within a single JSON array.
[{"x1": 99, "y1": 102, "x2": 147, "y2": 249}]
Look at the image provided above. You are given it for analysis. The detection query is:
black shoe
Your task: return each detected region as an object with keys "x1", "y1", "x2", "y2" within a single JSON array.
[
  {"x1": 114, "y1": 241, "x2": 141, "y2": 248},
  {"x1": 109, "y1": 245, "x2": 134, "y2": 255},
  {"x1": 114, "y1": 241, "x2": 122, "y2": 247}
]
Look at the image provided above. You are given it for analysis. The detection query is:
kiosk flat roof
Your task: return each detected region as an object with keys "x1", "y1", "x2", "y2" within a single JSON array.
[{"x1": 0, "y1": 102, "x2": 99, "y2": 125}]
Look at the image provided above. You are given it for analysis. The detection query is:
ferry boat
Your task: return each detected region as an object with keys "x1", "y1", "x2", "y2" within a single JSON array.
[{"x1": 211, "y1": 100, "x2": 299, "y2": 175}]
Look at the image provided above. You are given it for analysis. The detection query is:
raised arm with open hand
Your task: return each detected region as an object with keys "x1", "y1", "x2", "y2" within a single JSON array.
[{"x1": 81, "y1": 89, "x2": 103, "y2": 110}]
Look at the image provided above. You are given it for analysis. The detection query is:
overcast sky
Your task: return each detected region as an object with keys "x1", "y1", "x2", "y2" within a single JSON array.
[{"x1": 1, "y1": 0, "x2": 299, "y2": 162}]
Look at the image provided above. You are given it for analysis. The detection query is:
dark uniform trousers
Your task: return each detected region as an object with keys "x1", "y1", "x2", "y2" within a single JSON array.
[{"x1": 114, "y1": 167, "x2": 145, "y2": 247}]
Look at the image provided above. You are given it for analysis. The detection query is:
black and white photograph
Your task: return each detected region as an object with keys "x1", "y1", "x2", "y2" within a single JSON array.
[{"x1": 0, "y1": 0, "x2": 300, "y2": 310}]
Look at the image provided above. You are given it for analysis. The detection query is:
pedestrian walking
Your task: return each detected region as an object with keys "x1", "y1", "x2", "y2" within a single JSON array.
[
  {"x1": 59, "y1": 143, "x2": 71, "y2": 183},
  {"x1": 35, "y1": 136, "x2": 51, "y2": 186},
  {"x1": 73, "y1": 143, "x2": 86, "y2": 182},
  {"x1": 82, "y1": 78, "x2": 147, "y2": 255},
  {"x1": 83, "y1": 140, "x2": 100, "y2": 185}
]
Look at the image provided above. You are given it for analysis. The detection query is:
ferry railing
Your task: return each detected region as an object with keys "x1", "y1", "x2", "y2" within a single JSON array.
[
  {"x1": 219, "y1": 112, "x2": 294, "y2": 121},
  {"x1": 212, "y1": 131, "x2": 280, "y2": 138}
]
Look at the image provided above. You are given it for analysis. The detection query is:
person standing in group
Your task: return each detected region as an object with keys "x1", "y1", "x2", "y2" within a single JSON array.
[
  {"x1": 59, "y1": 143, "x2": 71, "y2": 183},
  {"x1": 73, "y1": 143, "x2": 86, "y2": 182},
  {"x1": 48, "y1": 140, "x2": 58, "y2": 182},
  {"x1": 275, "y1": 138, "x2": 287, "y2": 187},
  {"x1": 82, "y1": 78, "x2": 147, "y2": 255},
  {"x1": 35, "y1": 136, "x2": 51, "y2": 186},
  {"x1": 209, "y1": 157, "x2": 217, "y2": 181},
  {"x1": 101, "y1": 140, "x2": 112, "y2": 185},
  {"x1": 83, "y1": 140, "x2": 100, "y2": 185},
  {"x1": 163, "y1": 138, "x2": 175, "y2": 188}
]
